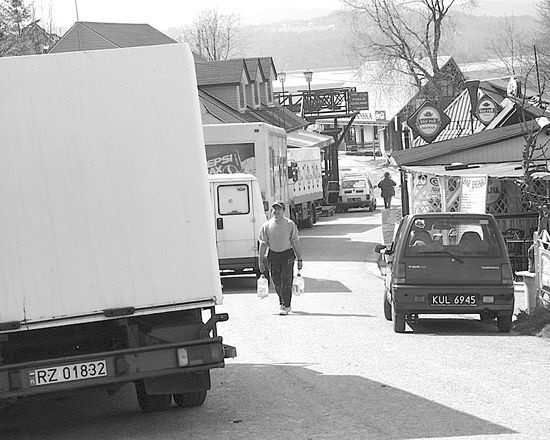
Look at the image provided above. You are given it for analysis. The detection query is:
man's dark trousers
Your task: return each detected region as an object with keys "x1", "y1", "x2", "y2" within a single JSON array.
[{"x1": 268, "y1": 249, "x2": 295, "y2": 307}]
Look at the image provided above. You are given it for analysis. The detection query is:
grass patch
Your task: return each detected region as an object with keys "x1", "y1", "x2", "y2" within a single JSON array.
[{"x1": 513, "y1": 306, "x2": 550, "y2": 337}]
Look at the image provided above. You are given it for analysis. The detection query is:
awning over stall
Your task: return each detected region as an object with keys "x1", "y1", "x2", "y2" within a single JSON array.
[
  {"x1": 287, "y1": 129, "x2": 334, "y2": 149},
  {"x1": 401, "y1": 161, "x2": 524, "y2": 179}
]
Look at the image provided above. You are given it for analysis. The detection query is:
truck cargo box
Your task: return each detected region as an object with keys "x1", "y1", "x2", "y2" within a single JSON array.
[{"x1": 0, "y1": 45, "x2": 222, "y2": 330}]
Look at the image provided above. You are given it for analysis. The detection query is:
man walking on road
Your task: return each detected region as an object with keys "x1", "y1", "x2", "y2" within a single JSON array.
[
  {"x1": 258, "y1": 201, "x2": 303, "y2": 315},
  {"x1": 378, "y1": 172, "x2": 397, "y2": 209}
]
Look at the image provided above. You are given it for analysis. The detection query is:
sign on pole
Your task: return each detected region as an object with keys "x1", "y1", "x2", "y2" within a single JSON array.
[
  {"x1": 349, "y1": 91, "x2": 369, "y2": 111},
  {"x1": 406, "y1": 101, "x2": 450, "y2": 143}
]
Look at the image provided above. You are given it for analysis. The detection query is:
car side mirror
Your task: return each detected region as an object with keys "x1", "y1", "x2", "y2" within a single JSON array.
[{"x1": 374, "y1": 244, "x2": 386, "y2": 253}]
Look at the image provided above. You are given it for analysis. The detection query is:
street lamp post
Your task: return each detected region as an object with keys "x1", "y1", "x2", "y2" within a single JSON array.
[
  {"x1": 303, "y1": 70, "x2": 313, "y2": 115},
  {"x1": 303, "y1": 69, "x2": 313, "y2": 92},
  {"x1": 279, "y1": 71, "x2": 287, "y2": 107}
]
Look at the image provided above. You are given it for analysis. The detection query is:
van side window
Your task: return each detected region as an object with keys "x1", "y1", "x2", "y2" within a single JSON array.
[{"x1": 217, "y1": 184, "x2": 251, "y2": 215}]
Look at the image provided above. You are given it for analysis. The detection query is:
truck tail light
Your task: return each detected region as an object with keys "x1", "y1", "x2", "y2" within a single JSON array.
[
  {"x1": 501, "y1": 262, "x2": 513, "y2": 285},
  {"x1": 395, "y1": 263, "x2": 406, "y2": 284}
]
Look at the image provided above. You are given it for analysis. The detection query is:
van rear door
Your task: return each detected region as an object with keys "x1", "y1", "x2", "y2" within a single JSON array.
[{"x1": 212, "y1": 179, "x2": 256, "y2": 261}]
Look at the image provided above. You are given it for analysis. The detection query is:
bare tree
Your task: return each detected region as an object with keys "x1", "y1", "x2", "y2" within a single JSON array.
[
  {"x1": 184, "y1": 8, "x2": 242, "y2": 61},
  {"x1": 342, "y1": 0, "x2": 476, "y2": 99},
  {"x1": 488, "y1": 15, "x2": 533, "y2": 78}
]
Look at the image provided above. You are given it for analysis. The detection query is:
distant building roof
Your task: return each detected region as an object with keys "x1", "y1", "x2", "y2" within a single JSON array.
[
  {"x1": 49, "y1": 22, "x2": 175, "y2": 52},
  {"x1": 195, "y1": 59, "x2": 251, "y2": 86},
  {"x1": 48, "y1": 21, "x2": 205, "y2": 63}
]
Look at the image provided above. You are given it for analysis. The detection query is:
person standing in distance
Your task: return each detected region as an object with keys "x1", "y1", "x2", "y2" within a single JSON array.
[
  {"x1": 258, "y1": 200, "x2": 303, "y2": 315},
  {"x1": 378, "y1": 171, "x2": 397, "y2": 209}
]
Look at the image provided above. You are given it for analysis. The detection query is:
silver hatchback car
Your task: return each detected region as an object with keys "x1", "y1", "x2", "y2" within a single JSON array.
[{"x1": 376, "y1": 212, "x2": 515, "y2": 333}]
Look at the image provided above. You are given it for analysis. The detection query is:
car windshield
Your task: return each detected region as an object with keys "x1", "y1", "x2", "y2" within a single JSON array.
[
  {"x1": 341, "y1": 179, "x2": 366, "y2": 189},
  {"x1": 405, "y1": 216, "x2": 501, "y2": 257}
]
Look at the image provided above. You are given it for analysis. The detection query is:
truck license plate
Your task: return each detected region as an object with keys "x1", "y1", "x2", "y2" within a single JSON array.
[{"x1": 30, "y1": 360, "x2": 107, "y2": 386}]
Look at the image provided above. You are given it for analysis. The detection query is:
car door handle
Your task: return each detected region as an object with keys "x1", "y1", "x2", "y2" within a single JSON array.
[{"x1": 216, "y1": 218, "x2": 224, "y2": 230}]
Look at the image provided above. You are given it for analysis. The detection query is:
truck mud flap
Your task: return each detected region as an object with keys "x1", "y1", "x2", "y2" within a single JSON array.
[{"x1": 0, "y1": 337, "x2": 228, "y2": 399}]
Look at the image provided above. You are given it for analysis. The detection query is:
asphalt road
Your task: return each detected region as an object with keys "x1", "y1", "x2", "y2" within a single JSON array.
[{"x1": 3, "y1": 199, "x2": 550, "y2": 440}]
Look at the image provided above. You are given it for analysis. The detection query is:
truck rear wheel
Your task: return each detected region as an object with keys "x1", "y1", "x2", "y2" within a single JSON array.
[
  {"x1": 173, "y1": 390, "x2": 207, "y2": 408},
  {"x1": 135, "y1": 381, "x2": 172, "y2": 412},
  {"x1": 304, "y1": 207, "x2": 315, "y2": 228}
]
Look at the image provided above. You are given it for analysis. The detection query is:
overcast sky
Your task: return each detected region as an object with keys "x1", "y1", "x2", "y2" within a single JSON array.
[{"x1": 35, "y1": 0, "x2": 539, "y2": 32}]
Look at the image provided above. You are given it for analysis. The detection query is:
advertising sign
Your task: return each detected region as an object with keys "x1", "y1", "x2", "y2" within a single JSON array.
[
  {"x1": 205, "y1": 143, "x2": 255, "y2": 174},
  {"x1": 459, "y1": 175, "x2": 488, "y2": 213},
  {"x1": 475, "y1": 95, "x2": 501, "y2": 126},
  {"x1": 406, "y1": 101, "x2": 450, "y2": 143},
  {"x1": 349, "y1": 91, "x2": 369, "y2": 111},
  {"x1": 486, "y1": 178, "x2": 502, "y2": 205}
]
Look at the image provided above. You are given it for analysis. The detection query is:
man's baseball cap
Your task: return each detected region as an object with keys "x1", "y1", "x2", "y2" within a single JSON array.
[{"x1": 272, "y1": 200, "x2": 285, "y2": 210}]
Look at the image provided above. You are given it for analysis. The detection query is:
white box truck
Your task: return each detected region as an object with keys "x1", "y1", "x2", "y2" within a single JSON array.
[
  {"x1": 287, "y1": 146, "x2": 324, "y2": 227},
  {"x1": 209, "y1": 173, "x2": 267, "y2": 275},
  {"x1": 0, "y1": 44, "x2": 235, "y2": 411},
  {"x1": 203, "y1": 122, "x2": 289, "y2": 211}
]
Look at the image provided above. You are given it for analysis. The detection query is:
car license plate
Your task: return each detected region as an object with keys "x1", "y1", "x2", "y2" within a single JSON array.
[
  {"x1": 30, "y1": 360, "x2": 107, "y2": 386},
  {"x1": 430, "y1": 294, "x2": 477, "y2": 306}
]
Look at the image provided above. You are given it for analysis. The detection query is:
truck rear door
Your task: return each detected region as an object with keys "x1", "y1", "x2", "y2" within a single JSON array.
[{"x1": 212, "y1": 180, "x2": 256, "y2": 261}]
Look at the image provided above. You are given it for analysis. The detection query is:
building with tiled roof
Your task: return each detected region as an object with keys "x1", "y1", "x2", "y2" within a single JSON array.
[
  {"x1": 49, "y1": 22, "x2": 316, "y2": 134},
  {"x1": 48, "y1": 21, "x2": 205, "y2": 62}
]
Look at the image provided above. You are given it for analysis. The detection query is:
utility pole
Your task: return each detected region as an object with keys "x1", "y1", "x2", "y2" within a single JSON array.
[{"x1": 74, "y1": 0, "x2": 80, "y2": 21}]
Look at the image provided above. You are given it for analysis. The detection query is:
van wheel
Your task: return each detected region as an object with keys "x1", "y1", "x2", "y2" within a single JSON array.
[
  {"x1": 392, "y1": 307, "x2": 406, "y2": 333},
  {"x1": 173, "y1": 390, "x2": 207, "y2": 408},
  {"x1": 384, "y1": 296, "x2": 392, "y2": 321},
  {"x1": 497, "y1": 313, "x2": 512, "y2": 333},
  {"x1": 135, "y1": 381, "x2": 172, "y2": 412}
]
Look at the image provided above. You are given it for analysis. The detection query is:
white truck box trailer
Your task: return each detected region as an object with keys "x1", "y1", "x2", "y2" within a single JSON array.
[
  {"x1": 0, "y1": 44, "x2": 234, "y2": 411},
  {"x1": 287, "y1": 146, "x2": 324, "y2": 227},
  {"x1": 209, "y1": 174, "x2": 267, "y2": 275},
  {"x1": 202, "y1": 122, "x2": 289, "y2": 211}
]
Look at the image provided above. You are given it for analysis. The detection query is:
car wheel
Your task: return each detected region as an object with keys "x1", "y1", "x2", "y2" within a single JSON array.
[
  {"x1": 173, "y1": 390, "x2": 207, "y2": 408},
  {"x1": 392, "y1": 306, "x2": 406, "y2": 333},
  {"x1": 497, "y1": 313, "x2": 512, "y2": 333},
  {"x1": 384, "y1": 295, "x2": 392, "y2": 321}
]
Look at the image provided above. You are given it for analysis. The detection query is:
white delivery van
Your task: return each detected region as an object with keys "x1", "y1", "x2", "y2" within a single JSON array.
[{"x1": 209, "y1": 174, "x2": 267, "y2": 276}]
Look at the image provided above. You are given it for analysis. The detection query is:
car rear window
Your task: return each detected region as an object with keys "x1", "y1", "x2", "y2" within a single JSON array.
[
  {"x1": 405, "y1": 217, "x2": 502, "y2": 257},
  {"x1": 341, "y1": 179, "x2": 366, "y2": 189}
]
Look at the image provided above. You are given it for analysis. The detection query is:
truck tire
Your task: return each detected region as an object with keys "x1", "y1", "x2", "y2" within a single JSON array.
[
  {"x1": 304, "y1": 207, "x2": 315, "y2": 228},
  {"x1": 497, "y1": 313, "x2": 513, "y2": 333},
  {"x1": 173, "y1": 390, "x2": 207, "y2": 408},
  {"x1": 392, "y1": 307, "x2": 406, "y2": 333},
  {"x1": 135, "y1": 381, "x2": 172, "y2": 412}
]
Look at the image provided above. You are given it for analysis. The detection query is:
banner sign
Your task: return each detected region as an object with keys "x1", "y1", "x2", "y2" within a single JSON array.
[
  {"x1": 486, "y1": 178, "x2": 502, "y2": 205},
  {"x1": 349, "y1": 91, "x2": 369, "y2": 111},
  {"x1": 205, "y1": 143, "x2": 255, "y2": 174},
  {"x1": 459, "y1": 175, "x2": 488, "y2": 213},
  {"x1": 406, "y1": 101, "x2": 450, "y2": 143}
]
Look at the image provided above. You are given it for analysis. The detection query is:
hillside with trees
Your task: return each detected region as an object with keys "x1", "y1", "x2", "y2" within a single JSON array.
[{"x1": 240, "y1": 10, "x2": 538, "y2": 72}]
